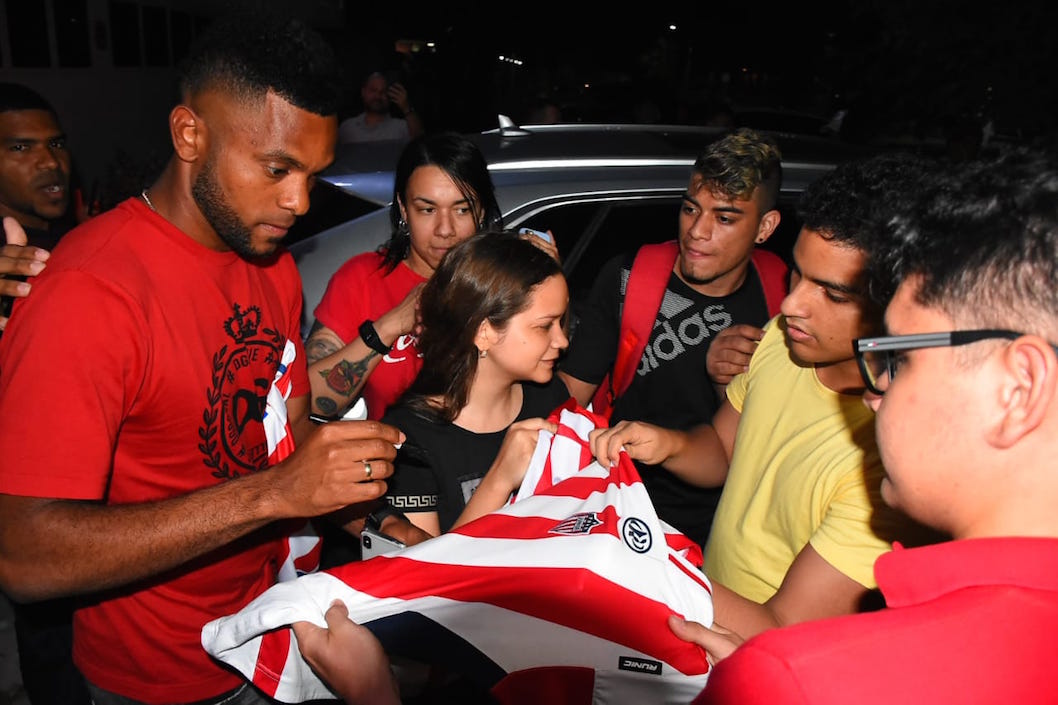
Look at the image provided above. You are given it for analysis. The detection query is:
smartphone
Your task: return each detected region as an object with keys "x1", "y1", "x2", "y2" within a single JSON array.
[
  {"x1": 361, "y1": 525, "x2": 406, "y2": 559},
  {"x1": 518, "y1": 227, "x2": 552, "y2": 244}
]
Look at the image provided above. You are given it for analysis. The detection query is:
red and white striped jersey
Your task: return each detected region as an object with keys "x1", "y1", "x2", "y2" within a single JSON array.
[
  {"x1": 265, "y1": 338, "x2": 321, "y2": 582},
  {"x1": 202, "y1": 402, "x2": 714, "y2": 704}
]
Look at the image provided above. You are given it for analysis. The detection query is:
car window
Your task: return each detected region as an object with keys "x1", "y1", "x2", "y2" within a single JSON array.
[
  {"x1": 519, "y1": 200, "x2": 677, "y2": 303},
  {"x1": 287, "y1": 181, "x2": 382, "y2": 247}
]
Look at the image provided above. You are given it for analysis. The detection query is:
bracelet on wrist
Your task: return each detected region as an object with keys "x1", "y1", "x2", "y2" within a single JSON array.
[{"x1": 359, "y1": 319, "x2": 392, "y2": 355}]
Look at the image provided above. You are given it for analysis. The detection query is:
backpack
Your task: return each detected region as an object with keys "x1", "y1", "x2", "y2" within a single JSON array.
[{"x1": 589, "y1": 240, "x2": 787, "y2": 420}]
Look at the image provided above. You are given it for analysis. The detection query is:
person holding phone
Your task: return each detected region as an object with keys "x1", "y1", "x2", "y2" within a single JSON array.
[
  {"x1": 338, "y1": 70, "x2": 424, "y2": 145},
  {"x1": 360, "y1": 514, "x2": 407, "y2": 559},
  {"x1": 305, "y1": 133, "x2": 504, "y2": 422}
]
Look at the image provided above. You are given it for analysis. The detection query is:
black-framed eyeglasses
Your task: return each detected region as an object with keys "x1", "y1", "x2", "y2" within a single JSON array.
[{"x1": 854, "y1": 329, "x2": 1058, "y2": 395}]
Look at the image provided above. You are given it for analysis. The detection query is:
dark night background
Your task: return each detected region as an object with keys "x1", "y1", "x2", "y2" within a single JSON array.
[
  {"x1": 3, "y1": 0, "x2": 1054, "y2": 209},
  {"x1": 332, "y1": 1, "x2": 1058, "y2": 151}
]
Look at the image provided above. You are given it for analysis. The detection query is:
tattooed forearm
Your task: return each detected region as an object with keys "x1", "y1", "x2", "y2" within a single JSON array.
[
  {"x1": 305, "y1": 335, "x2": 340, "y2": 365},
  {"x1": 315, "y1": 396, "x2": 338, "y2": 415},
  {"x1": 319, "y1": 355, "x2": 376, "y2": 397}
]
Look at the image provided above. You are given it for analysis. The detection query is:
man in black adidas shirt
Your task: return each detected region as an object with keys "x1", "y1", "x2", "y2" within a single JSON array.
[{"x1": 559, "y1": 128, "x2": 785, "y2": 548}]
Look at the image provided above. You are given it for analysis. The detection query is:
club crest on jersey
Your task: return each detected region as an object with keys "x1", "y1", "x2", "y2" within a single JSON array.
[
  {"x1": 621, "y1": 517, "x2": 652, "y2": 553},
  {"x1": 549, "y1": 512, "x2": 603, "y2": 536},
  {"x1": 199, "y1": 302, "x2": 285, "y2": 480}
]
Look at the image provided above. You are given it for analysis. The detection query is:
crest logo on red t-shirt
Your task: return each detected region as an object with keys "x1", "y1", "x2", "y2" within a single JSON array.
[
  {"x1": 200, "y1": 303, "x2": 284, "y2": 479},
  {"x1": 224, "y1": 303, "x2": 261, "y2": 342}
]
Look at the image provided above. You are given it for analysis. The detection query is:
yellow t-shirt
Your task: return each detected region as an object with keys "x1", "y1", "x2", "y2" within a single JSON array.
[{"x1": 703, "y1": 317, "x2": 905, "y2": 602}]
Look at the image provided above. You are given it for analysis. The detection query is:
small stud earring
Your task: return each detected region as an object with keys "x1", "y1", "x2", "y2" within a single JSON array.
[{"x1": 478, "y1": 349, "x2": 487, "y2": 358}]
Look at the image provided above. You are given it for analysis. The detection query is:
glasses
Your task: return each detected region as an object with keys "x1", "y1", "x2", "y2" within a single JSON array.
[{"x1": 854, "y1": 329, "x2": 1055, "y2": 395}]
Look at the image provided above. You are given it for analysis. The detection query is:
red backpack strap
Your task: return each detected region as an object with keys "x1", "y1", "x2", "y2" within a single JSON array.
[
  {"x1": 749, "y1": 248, "x2": 789, "y2": 317},
  {"x1": 590, "y1": 241, "x2": 679, "y2": 419}
]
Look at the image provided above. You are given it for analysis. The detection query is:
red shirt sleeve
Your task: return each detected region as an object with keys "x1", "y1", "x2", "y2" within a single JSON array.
[
  {"x1": 694, "y1": 641, "x2": 810, "y2": 705},
  {"x1": 0, "y1": 269, "x2": 147, "y2": 499}
]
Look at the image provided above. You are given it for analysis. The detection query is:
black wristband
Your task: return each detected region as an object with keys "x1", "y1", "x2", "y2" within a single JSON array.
[
  {"x1": 358, "y1": 319, "x2": 391, "y2": 355},
  {"x1": 367, "y1": 505, "x2": 408, "y2": 531}
]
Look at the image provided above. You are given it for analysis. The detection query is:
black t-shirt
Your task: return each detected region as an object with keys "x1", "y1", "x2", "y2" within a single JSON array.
[
  {"x1": 381, "y1": 377, "x2": 572, "y2": 533},
  {"x1": 560, "y1": 251, "x2": 771, "y2": 547}
]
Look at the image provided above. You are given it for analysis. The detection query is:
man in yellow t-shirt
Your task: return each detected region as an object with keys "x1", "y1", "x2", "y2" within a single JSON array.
[
  {"x1": 707, "y1": 317, "x2": 904, "y2": 602},
  {"x1": 589, "y1": 153, "x2": 937, "y2": 642}
]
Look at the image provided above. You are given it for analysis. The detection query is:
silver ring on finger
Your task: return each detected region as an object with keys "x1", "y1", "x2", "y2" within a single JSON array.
[{"x1": 363, "y1": 461, "x2": 373, "y2": 480}]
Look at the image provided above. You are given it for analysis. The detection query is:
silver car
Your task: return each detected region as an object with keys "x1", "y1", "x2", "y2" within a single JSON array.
[{"x1": 289, "y1": 119, "x2": 867, "y2": 338}]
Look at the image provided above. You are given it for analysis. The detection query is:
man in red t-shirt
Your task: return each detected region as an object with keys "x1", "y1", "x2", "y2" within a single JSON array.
[{"x1": 0, "y1": 12, "x2": 402, "y2": 705}]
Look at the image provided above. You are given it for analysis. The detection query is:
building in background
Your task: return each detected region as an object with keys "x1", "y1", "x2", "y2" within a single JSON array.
[{"x1": 0, "y1": 0, "x2": 346, "y2": 210}]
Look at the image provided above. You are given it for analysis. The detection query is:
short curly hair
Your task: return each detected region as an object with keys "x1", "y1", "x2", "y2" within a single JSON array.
[
  {"x1": 177, "y1": 11, "x2": 343, "y2": 117},
  {"x1": 797, "y1": 152, "x2": 935, "y2": 251},
  {"x1": 694, "y1": 128, "x2": 782, "y2": 211},
  {"x1": 872, "y1": 146, "x2": 1058, "y2": 335}
]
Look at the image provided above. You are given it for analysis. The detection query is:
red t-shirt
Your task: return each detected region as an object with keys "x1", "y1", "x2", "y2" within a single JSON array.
[
  {"x1": 0, "y1": 198, "x2": 309, "y2": 703},
  {"x1": 696, "y1": 537, "x2": 1058, "y2": 704},
  {"x1": 312, "y1": 251, "x2": 426, "y2": 419}
]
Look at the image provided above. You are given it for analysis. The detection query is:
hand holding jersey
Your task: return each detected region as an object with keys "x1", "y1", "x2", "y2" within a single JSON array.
[
  {"x1": 204, "y1": 403, "x2": 715, "y2": 704},
  {"x1": 452, "y1": 416, "x2": 560, "y2": 531},
  {"x1": 291, "y1": 601, "x2": 400, "y2": 705}
]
